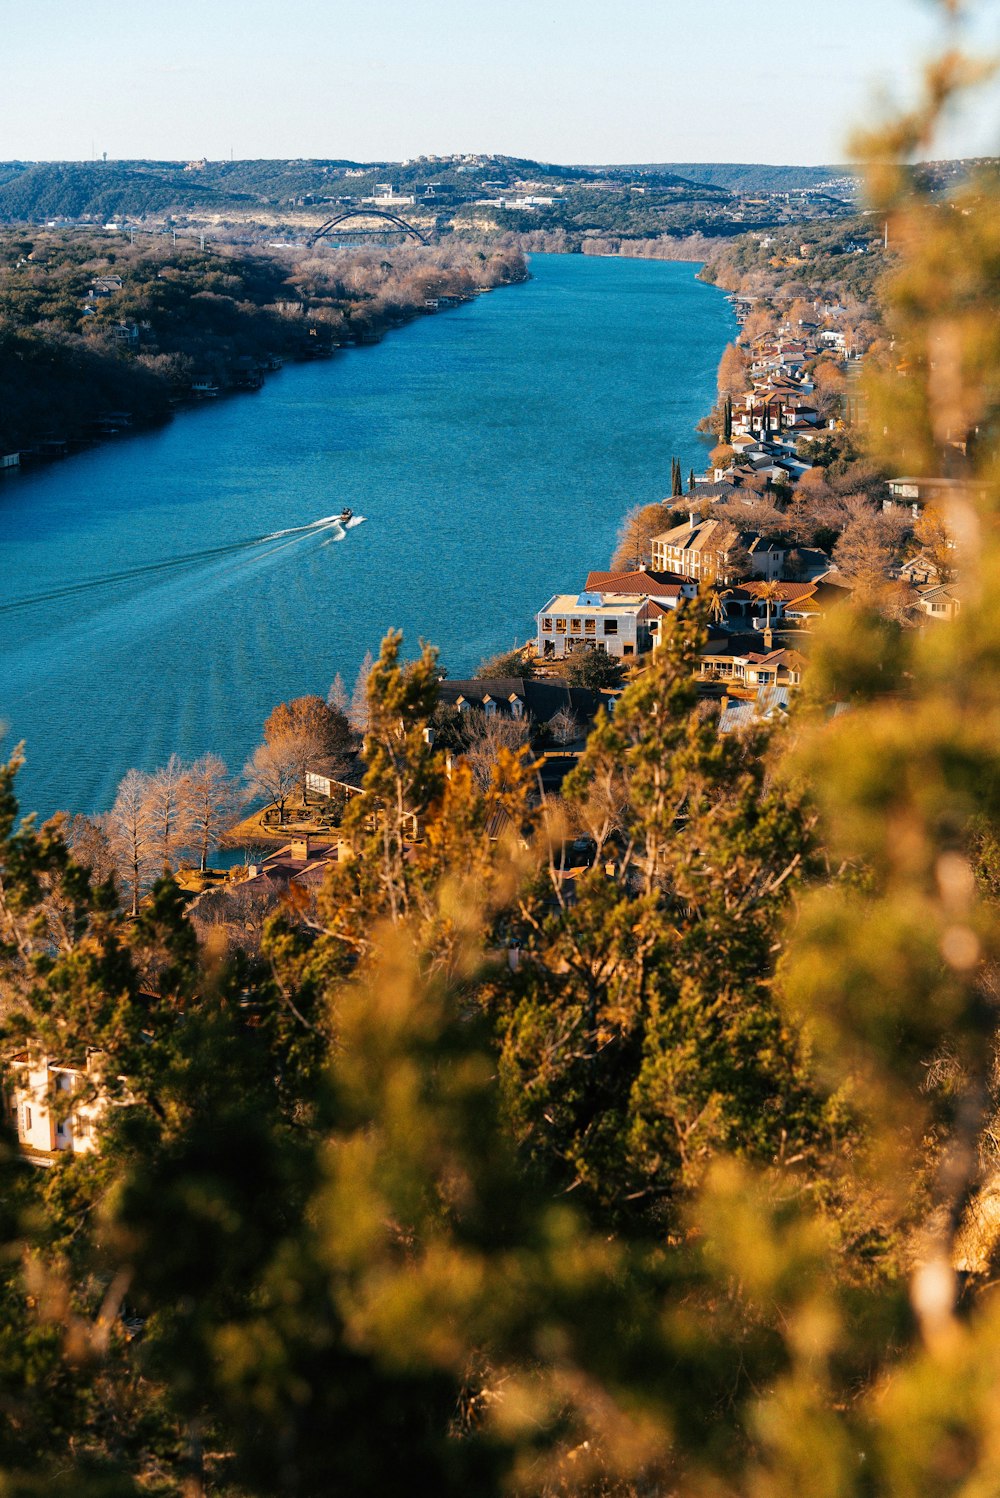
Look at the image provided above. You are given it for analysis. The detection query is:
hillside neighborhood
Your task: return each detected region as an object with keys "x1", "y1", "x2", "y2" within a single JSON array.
[{"x1": 533, "y1": 270, "x2": 965, "y2": 739}]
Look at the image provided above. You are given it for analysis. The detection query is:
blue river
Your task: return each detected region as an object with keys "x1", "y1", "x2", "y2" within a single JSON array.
[{"x1": 0, "y1": 252, "x2": 733, "y2": 819}]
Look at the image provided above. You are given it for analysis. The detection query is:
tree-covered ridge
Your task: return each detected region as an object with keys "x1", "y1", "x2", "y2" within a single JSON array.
[
  {"x1": 0, "y1": 155, "x2": 729, "y2": 221},
  {"x1": 1, "y1": 156, "x2": 987, "y2": 256},
  {"x1": 700, "y1": 212, "x2": 889, "y2": 305},
  {"x1": 0, "y1": 162, "x2": 244, "y2": 221},
  {"x1": 606, "y1": 162, "x2": 856, "y2": 193},
  {"x1": 0, "y1": 231, "x2": 525, "y2": 456},
  {"x1": 0, "y1": 154, "x2": 857, "y2": 246}
]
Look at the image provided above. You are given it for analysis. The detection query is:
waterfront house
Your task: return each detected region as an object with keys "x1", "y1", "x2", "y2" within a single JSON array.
[
  {"x1": 536, "y1": 591, "x2": 655, "y2": 660},
  {"x1": 302, "y1": 755, "x2": 430, "y2": 839},
  {"x1": 650, "y1": 518, "x2": 785, "y2": 583},
  {"x1": 439, "y1": 679, "x2": 605, "y2": 802},
  {"x1": 241, "y1": 834, "x2": 345, "y2": 889},
  {"x1": 711, "y1": 581, "x2": 819, "y2": 631},
  {"x1": 719, "y1": 683, "x2": 792, "y2": 734}
]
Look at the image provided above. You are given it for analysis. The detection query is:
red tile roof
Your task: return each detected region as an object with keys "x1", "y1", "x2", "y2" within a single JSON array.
[{"x1": 585, "y1": 569, "x2": 690, "y2": 596}]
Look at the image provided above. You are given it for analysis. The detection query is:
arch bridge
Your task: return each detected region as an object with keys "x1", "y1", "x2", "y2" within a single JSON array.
[{"x1": 308, "y1": 209, "x2": 429, "y2": 246}]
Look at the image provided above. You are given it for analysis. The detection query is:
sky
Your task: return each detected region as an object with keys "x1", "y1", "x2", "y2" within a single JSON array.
[{"x1": 1, "y1": 0, "x2": 997, "y2": 166}]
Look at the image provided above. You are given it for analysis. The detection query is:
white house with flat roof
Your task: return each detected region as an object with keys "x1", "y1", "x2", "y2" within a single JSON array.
[
  {"x1": 536, "y1": 591, "x2": 654, "y2": 660},
  {"x1": 5, "y1": 1052, "x2": 109, "y2": 1161}
]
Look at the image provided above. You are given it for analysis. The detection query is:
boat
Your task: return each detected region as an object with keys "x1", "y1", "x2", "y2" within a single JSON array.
[{"x1": 338, "y1": 508, "x2": 353, "y2": 524}]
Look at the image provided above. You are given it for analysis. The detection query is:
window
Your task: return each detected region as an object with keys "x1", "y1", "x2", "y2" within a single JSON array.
[
  {"x1": 23, "y1": 1105, "x2": 31, "y2": 1133},
  {"x1": 555, "y1": 618, "x2": 567, "y2": 633},
  {"x1": 603, "y1": 619, "x2": 618, "y2": 635},
  {"x1": 623, "y1": 644, "x2": 634, "y2": 656},
  {"x1": 541, "y1": 616, "x2": 552, "y2": 632},
  {"x1": 584, "y1": 619, "x2": 596, "y2": 634},
  {"x1": 570, "y1": 618, "x2": 582, "y2": 633}
]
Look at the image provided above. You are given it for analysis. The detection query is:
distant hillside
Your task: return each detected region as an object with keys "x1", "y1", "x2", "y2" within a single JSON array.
[
  {"x1": 631, "y1": 160, "x2": 1000, "y2": 195},
  {"x1": 0, "y1": 156, "x2": 879, "y2": 242},
  {"x1": 611, "y1": 164, "x2": 856, "y2": 193},
  {"x1": 0, "y1": 163, "x2": 240, "y2": 221},
  {"x1": 0, "y1": 157, "x2": 831, "y2": 225},
  {"x1": 913, "y1": 156, "x2": 1000, "y2": 192}
]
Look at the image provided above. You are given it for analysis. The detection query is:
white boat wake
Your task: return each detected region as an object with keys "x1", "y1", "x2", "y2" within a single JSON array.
[
  {"x1": 262, "y1": 513, "x2": 360, "y2": 540},
  {"x1": 1, "y1": 513, "x2": 366, "y2": 615}
]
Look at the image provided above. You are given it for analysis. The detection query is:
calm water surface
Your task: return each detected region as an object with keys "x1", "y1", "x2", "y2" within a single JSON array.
[{"x1": 0, "y1": 252, "x2": 733, "y2": 818}]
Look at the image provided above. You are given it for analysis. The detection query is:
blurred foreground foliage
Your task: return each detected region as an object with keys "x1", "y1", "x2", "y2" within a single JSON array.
[{"x1": 4, "y1": 11, "x2": 1000, "y2": 1493}]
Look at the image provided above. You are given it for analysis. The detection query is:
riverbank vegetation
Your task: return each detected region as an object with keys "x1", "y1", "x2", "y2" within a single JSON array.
[
  {"x1": 700, "y1": 212, "x2": 886, "y2": 331},
  {"x1": 510, "y1": 226, "x2": 724, "y2": 260},
  {"x1": 0, "y1": 232, "x2": 525, "y2": 458}
]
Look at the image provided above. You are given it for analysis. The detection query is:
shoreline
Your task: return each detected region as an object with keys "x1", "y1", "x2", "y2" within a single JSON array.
[
  {"x1": 5, "y1": 252, "x2": 726, "y2": 826},
  {"x1": 0, "y1": 268, "x2": 530, "y2": 485}
]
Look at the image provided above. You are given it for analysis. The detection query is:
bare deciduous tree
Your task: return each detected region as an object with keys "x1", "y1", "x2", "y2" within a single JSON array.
[
  {"x1": 327, "y1": 673, "x2": 349, "y2": 715},
  {"x1": 147, "y1": 753, "x2": 190, "y2": 872},
  {"x1": 66, "y1": 812, "x2": 117, "y2": 886},
  {"x1": 833, "y1": 507, "x2": 909, "y2": 586},
  {"x1": 717, "y1": 342, "x2": 750, "y2": 399},
  {"x1": 348, "y1": 651, "x2": 375, "y2": 735},
  {"x1": 714, "y1": 497, "x2": 788, "y2": 541},
  {"x1": 548, "y1": 708, "x2": 581, "y2": 746},
  {"x1": 108, "y1": 769, "x2": 155, "y2": 916},
  {"x1": 190, "y1": 880, "x2": 280, "y2": 956},
  {"x1": 459, "y1": 710, "x2": 531, "y2": 791},
  {"x1": 185, "y1": 754, "x2": 237, "y2": 872},
  {"x1": 243, "y1": 739, "x2": 299, "y2": 826},
  {"x1": 611, "y1": 502, "x2": 676, "y2": 571}
]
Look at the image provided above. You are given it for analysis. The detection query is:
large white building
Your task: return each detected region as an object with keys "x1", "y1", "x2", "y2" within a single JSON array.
[
  {"x1": 6, "y1": 1052, "x2": 109, "y2": 1160},
  {"x1": 536, "y1": 591, "x2": 655, "y2": 660}
]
